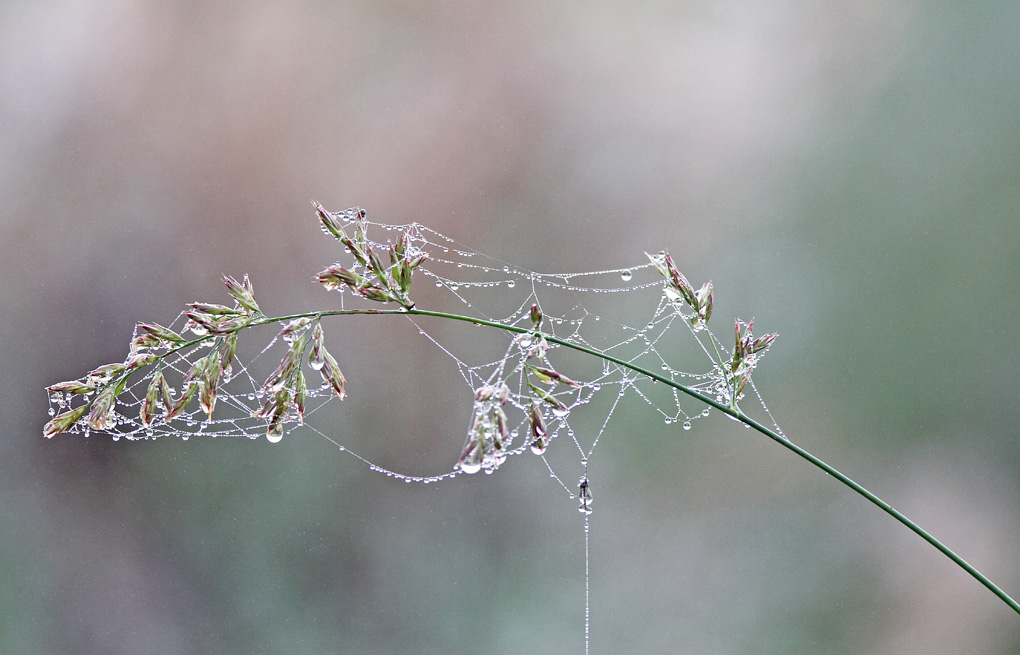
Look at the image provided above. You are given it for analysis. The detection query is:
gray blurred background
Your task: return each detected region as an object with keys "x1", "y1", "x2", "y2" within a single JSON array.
[{"x1": 3, "y1": 1, "x2": 1020, "y2": 653}]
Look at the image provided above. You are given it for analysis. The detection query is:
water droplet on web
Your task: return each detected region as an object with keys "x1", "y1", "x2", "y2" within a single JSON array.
[
  {"x1": 701, "y1": 408, "x2": 710, "y2": 417},
  {"x1": 620, "y1": 270, "x2": 633, "y2": 282},
  {"x1": 506, "y1": 280, "x2": 515, "y2": 289},
  {"x1": 552, "y1": 406, "x2": 570, "y2": 418},
  {"x1": 682, "y1": 421, "x2": 692, "y2": 430},
  {"x1": 664, "y1": 417, "x2": 672, "y2": 424},
  {"x1": 47, "y1": 407, "x2": 55, "y2": 416},
  {"x1": 435, "y1": 280, "x2": 442, "y2": 287},
  {"x1": 578, "y1": 478, "x2": 593, "y2": 514},
  {"x1": 450, "y1": 284, "x2": 459, "y2": 291}
]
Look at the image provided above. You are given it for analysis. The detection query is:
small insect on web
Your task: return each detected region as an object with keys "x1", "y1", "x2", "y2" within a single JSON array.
[{"x1": 43, "y1": 202, "x2": 781, "y2": 652}]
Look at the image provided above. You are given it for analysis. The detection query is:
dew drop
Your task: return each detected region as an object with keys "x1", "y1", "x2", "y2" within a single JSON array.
[
  {"x1": 578, "y1": 478, "x2": 593, "y2": 514},
  {"x1": 620, "y1": 270, "x2": 633, "y2": 281},
  {"x1": 701, "y1": 408, "x2": 710, "y2": 417},
  {"x1": 664, "y1": 418, "x2": 673, "y2": 425},
  {"x1": 552, "y1": 406, "x2": 570, "y2": 418},
  {"x1": 682, "y1": 421, "x2": 692, "y2": 431},
  {"x1": 506, "y1": 280, "x2": 516, "y2": 289}
]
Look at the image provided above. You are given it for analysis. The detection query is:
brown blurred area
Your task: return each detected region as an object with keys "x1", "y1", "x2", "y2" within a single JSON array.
[{"x1": 4, "y1": 1, "x2": 1020, "y2": 654}]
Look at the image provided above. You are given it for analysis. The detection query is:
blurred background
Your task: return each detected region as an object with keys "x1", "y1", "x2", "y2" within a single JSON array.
[{"x1": 3, "y1": 0, "x2": 1020, "y2": 653}]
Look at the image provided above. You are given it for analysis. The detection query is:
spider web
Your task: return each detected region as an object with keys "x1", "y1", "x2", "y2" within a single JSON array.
[{"x1": 45, "y1": 208, "x2": 782, "y2": 654}]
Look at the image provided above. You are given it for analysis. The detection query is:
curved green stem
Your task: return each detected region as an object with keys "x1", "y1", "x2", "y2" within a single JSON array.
[{"x1": 250, "y1": 307, "x2": 1019, "y2": 614}]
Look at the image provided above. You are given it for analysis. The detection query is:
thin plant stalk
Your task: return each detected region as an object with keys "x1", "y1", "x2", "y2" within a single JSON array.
[
  {"x1": 55, "y1": 304, "x2": 1020, "y2": 615},
  {"x1": 256, "y1": 306, "x2": 1020, "y2": 615}
]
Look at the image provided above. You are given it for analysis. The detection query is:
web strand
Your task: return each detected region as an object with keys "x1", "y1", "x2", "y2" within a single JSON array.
[{"x1": 45, "y1": 211, "x2": 783, "y2": 652}]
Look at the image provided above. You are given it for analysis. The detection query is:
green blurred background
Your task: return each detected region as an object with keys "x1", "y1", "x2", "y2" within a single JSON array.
[{"x1": 3, "y1": 1, "x2": 1020, "y2": 653}]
